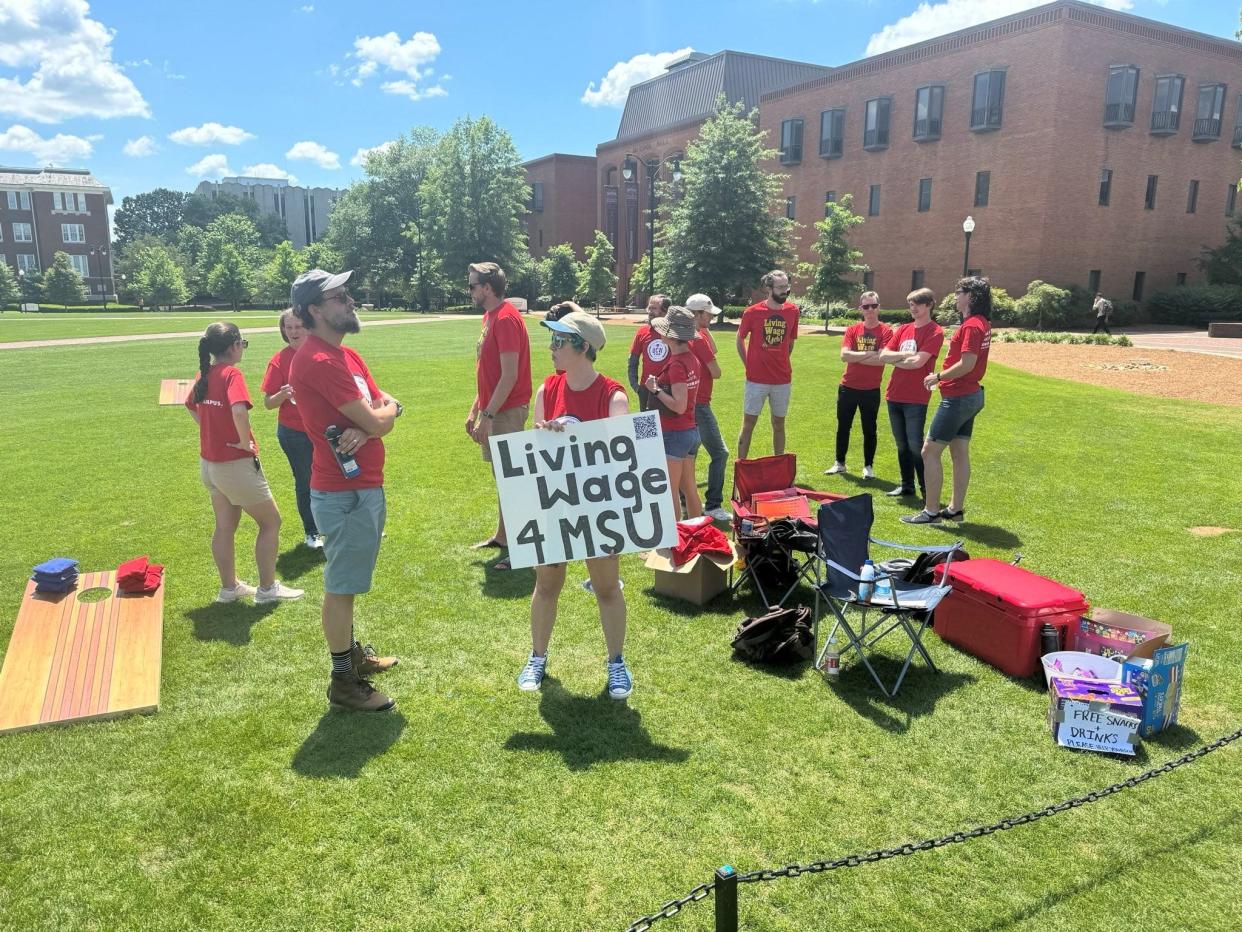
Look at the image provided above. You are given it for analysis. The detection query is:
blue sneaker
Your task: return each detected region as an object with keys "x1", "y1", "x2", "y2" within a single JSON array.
[
  {"x1": 606, "y1": 656, "x2": 633, "y2": 700},
  {"x1": 517, "y1": 653, "x2": 547, "y2": 691}
]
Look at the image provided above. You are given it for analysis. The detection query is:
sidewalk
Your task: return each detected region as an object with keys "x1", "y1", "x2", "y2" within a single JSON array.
[{"x1": 1111, "y1": 325, "x2": 1242, "y2": 359}]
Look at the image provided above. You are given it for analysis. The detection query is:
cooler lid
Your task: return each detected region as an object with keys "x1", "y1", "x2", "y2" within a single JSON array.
[{"x1": 946, "y1": 558, "x2": 1087, "y2": 610}]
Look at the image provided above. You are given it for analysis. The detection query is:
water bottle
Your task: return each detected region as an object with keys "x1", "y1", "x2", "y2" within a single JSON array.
[
  {"x1": 859, "y1": 560, "x2": 876, "y2": 602},
  {"x1": 874, "y1": 567, "x2": 892, "y2": 603},
  {"x1": 822, "y1": 636, "x2": 840, "y2": 678},
  {"x1": 324, "y1": 425, "x2": 360, "y2": 479},
  {"x1": 1040, "y1": 623, "x2": 1062, "y2": 659}
]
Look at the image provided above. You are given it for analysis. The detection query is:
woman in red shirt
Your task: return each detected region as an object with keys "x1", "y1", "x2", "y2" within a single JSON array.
[
  {"x1": 185, "y1": 322, "x2": 303, "y2": 605},
  {"x1": 644, "y1": 305, "x2": 703, "y2": 521},
  {"x1": 518, "y1": 307, "x2": 633, "y2": 699},
  {"x1": 261, "y1": 309, "x2": 321, "y2": 549}
]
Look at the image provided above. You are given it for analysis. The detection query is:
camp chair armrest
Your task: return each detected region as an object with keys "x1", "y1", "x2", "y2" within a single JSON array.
[
  {"x1": 869, "y1": 537, "x2": 962, "y2": 554},
  {"x1": 822, "y1": 557, "x2": 867, "y2": 583}
]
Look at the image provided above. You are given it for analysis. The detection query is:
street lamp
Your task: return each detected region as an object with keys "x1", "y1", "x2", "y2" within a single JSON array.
[
  {"x1": 961, "y1": 215, "x2": 976, "y2": 277},
  {"x1": 89, "y1": 246, "x2": 110, "y2": 310},
  {"x1": 622, "y1": 153, "x2": 682, "y2": 297}
]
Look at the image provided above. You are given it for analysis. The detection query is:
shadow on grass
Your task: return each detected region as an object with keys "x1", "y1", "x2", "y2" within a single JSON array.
[
  {"x1": 474, "y1": 555, "x2": 535, "y2": 599},
  {"x1": 185, "y1": 601, "x2": 277, "y2": 646},
  {"x1": 275, "y1": 545, "x2": 326, "y2": 582},
  {"x1": 727, "y1": 653, "x2": 812, "y2": 681},
  {"x1": 931, "y1": 520, "x2": 1022, "y2": 550},
  {"x1": 827, "y1": 654, "x2": 975, "y2": 732},
  {"x1": 504, "y1": 678, "x2": 690, "y2": 771},
  {"x1": 291, "y1": 709, "x2": 407, "y2": 779}
]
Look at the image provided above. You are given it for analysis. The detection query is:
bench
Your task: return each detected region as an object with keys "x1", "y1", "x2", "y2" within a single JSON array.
[{"x1": 1208, "y1": 321, "x2": 1242, "y2": 338}]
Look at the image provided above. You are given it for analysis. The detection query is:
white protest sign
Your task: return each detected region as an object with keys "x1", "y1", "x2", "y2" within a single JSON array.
[
  {"x1": 1054, "y1": 701, "x2": 1139, "y2": 755},
  {"x1": 490, "y1": 411, "x2": 677, "y2": 569}
]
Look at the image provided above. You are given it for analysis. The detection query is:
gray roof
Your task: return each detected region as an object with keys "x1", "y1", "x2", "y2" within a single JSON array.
[
  {"x1": 614, "y1": 51, "x2": 833, "y2": 142},
  {"x1": 0, "y1": 167, "x2": 111, "y2": 191}
]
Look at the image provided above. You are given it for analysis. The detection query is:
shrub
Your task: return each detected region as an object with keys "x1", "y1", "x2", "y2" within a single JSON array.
[
  {"x1": 1012, "y1": 280, "x2": 1074, "y2": 330},
  {"x1": 1144, "y1": 284, "x2": 1242, "y2": 326},
  {"x1": 997, "y1": 330, "x2": 1132, "y2": 347}
]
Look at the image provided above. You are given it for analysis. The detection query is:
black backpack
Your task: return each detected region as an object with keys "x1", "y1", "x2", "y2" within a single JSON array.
[{"x1": 731, "y1": 605, "x2": 815, "y2": 664}]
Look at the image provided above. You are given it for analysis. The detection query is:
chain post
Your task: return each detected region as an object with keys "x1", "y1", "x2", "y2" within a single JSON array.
[{"x1": 715, "y1": 866, "x2": 738, "y2": 932}]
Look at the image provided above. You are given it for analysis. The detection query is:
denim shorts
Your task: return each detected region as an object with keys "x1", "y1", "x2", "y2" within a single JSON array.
[
  {"x1": 928, "y1": 387, "x2": 985, "y2": 443},
  {"x1": 662, "y1": 426, "x2": 701, "y2": 459},
  {"x1": 310, "y1": 487, "x2": 386, "y2": 594}
]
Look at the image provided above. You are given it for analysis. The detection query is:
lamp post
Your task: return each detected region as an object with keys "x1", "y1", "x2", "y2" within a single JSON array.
[
  {"x1": 961, "y1": 215, "x2": 975, "y2": 277},
  {"x1": 89, "y1": 246, "x2": 109, "y2": 310},
  {"x1": 622, "y1": 153, "x2": 682, "y2": 298}
]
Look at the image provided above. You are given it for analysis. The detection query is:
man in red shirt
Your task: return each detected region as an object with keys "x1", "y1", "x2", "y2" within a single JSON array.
[
  {"x1": 735, "y1": 270, "x2": 799, "y2": 459},
  {"x1": 878, "y1": 288, "x2": 944, "y2": 501},
  {"x1": 824, "y1": 291, "x2": 891, "y2": 479},
  {"x1": 465, "y1": 262, "x2": 532, "y2": 566},
  {"x1": 627, "y1": 293, "x2": 670, "y2": 412},
  {"x1": 903, "y1": 277, "x2": 993, "y2": 525},
  {"x1": 289, "y1": 269, "x2": 403, "y2": 713}
]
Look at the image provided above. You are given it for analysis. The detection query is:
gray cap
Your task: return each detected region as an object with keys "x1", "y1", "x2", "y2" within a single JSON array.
[{"x1": 291, "y1": 268, "x2": 352, "y2": 309}]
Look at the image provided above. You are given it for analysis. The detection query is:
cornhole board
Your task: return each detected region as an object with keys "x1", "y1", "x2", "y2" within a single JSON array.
[
  {"x1": 0, "y1": 571, "x2": 164, "y2": 735},
  {"x1": 158, "y1": 379, "x2": 194, "y2": 406}
]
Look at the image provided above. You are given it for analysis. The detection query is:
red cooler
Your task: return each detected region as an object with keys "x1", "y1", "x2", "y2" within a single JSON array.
[{"x1": 934, "y1": 559, "x2": 1089, "y2": 677}]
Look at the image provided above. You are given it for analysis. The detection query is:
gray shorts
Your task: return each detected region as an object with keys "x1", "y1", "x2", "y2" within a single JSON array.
[
  {"x1": 311, "y1": 487, "x2": 386, "y2": 594},
  {"x1": 743, "y1": 380, "x2": 792, "y2": 418}
]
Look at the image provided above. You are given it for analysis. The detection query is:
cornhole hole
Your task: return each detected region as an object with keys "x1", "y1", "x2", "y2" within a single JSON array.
[
  {"x1": 158, "y1": 379, "x2": 194, "y2": 406},
  {"x1": 0, "y1": 570, "x2": 164, "y2": 735}
]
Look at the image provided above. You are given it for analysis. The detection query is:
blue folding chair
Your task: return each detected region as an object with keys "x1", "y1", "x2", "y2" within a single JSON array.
[{"x1": 813, "y1": 494, "x2": 962, "y2": 696}]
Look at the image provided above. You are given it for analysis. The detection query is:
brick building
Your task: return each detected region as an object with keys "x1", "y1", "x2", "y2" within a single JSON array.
[
  {"x1": 0, "y1": 167, "x2": 114, "y2": 298},
  {"x1": 522, "y1": 153, "x2": 598, "y2": 259},
  {"x1": 194, "y1": 176, "x2": 343, "y2": 250}
]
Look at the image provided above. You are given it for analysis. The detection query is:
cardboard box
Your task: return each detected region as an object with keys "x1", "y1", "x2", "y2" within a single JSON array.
[
  {"x1": 645, "y1": 543, "x2": 738, "y2": 606},
  {"x1": 1071, "y1": 608, "x2": 1172, "y2": 660},
  {"x1": 1048, "y1": 676, "x2": 1143, "y2": 756},
  {"x1": 1123, "y1": 642, "x2": 1190, "y2": 737}
]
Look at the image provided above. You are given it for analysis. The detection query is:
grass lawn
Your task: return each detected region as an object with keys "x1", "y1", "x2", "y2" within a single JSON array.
[
  {"x1": 0, "y1": 309, "x2": 425, "y2": 342},
  {"x1": 0, "y1": 319, "x2": 1238, "y2": 931}
]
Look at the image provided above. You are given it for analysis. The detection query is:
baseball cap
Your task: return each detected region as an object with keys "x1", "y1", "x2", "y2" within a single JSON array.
[
  {"x1": 541, "y1": 310, "x2": 607, "y2": 351},
  {"x1": 291, "y1": 268, "x2": 352, "y2": 309},
  {"x1": 685, "y1": 293, "x2": 722, "y2": 320}
]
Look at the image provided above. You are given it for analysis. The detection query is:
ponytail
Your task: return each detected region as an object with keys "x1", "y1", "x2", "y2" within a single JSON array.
[{"x1": 192, "y1": 321, "x2": 243, "y2": 403}]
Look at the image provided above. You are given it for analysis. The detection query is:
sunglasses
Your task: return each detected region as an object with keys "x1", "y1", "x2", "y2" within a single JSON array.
[
  {"x1": 860, "y1": 303, "x2": 879, "y2": 310},
  {"x1": 236, "y1": 339, "x2": 249, "y2": 348},
  {"x1": 550, "y1": 334, "x2": 584, "y2": 350},
  {"x1": 323, "y1": 291, "x2": 352, "y2": 304}
]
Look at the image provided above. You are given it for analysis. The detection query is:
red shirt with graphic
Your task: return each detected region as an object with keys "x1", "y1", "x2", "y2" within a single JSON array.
[
  {"x1": 885, "y1": 320, "x2": 945, "y2": 405},
  {"x1": 629, "y1": 324, "x2": 670, "y2": 382},
  {"x1": 840, "y1": 322, "x2": 893, "y2": 391},
  {"x1": 260, "y1": 346, "x2": 305, "y2": 432},
  {"x1": 689, "y1": 331, "x2": 717, "y2": 404},
  {"x1": 540, "y1": 373, "x2": 627, "y2": 424},
  {"x1": 739, "y1": 301, "x2": 799, "y2": 384},
  {"x1": 185, "y1": 364, "x2": 256, "y2": 462},
  {"x1": 476, "y1": 301, "x2": 532, "y2": 413},
  {"x1": 656, "y1": 352, "x2": 701, "y2": 431},
  {"x1": 940, "y1": 314, "x2": 991, "y2": 397},
  {"x1": 289, "y1": 333, "x2": 385, "y2": 491}
]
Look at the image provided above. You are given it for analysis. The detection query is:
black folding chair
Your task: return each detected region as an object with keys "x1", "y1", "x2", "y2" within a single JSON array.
[{"x1": 813, "y1": 494, "x2": 962, "y2": 696}]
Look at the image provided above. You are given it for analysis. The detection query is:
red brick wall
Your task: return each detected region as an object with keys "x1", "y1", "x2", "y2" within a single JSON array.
[
  {"x1": 32, "y1": 191, "x2": 113, "y2": 292},
  {"x1": 524, "y1": 155, "x2": 598, "y2": 260}
]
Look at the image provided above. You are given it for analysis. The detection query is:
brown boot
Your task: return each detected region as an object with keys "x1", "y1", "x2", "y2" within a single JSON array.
[
  {"x1": 350, "y1": 641, "x2": 399, "y2": 676},
  {"x1": 327, "y1": 673, "x2": 396, "y2": 712}
]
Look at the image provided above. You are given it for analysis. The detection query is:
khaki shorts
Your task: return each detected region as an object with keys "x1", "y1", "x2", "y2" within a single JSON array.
[
  {"x1": 481, "y1": 404, "x2": 529, "y2": 462},
  {"x1": 743, "y1": 381, "x2": 792, "y2": 418},
  {"x1": 200, "y1": 456, "x2": 273, "y2": 508}
]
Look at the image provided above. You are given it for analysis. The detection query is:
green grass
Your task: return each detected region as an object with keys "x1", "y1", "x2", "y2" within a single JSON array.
[
  {"x1": 0, "y1": 320, "x2": 1239, "y2": 931},
  {"x1": 0, "y1": 310, "x2": 425, "y2": 341}
]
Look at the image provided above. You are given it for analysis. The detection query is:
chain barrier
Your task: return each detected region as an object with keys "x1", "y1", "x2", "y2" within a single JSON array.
[{"x1": 624, "y1": 727, "x2": 1240, "y2": 931}]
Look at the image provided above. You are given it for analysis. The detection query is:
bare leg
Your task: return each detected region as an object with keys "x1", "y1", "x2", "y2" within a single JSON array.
[
  {"x1": 530, "y1": 563, "x2": 566, "y2": 655},
  {"x1": 679, "y1": 455, "x2": 702, "y2": 517},
  {"x1": 586, "y1": 555, "x2": 626, "y2": 659},
  {"x1": 737, "y1": 412, "x2": 759, "y2": 460},
  {"x1": 920, "y1": 439, "x2": 947, "y2": 513},
  {"x1": 947, "y1": 438, "x2": 972, "y2": 512},
  {"x1": 241, "y1": 498, "x2": 282, "y2": 589},
  {"x1": 771, "y1": 414, "x2": 787, "y2": 456},
  {"x1": 322, "y1": 592, "x2": 354, "y2": 654},
  {"x1": 209, "y1": 492, "x2": 242, "y2": 589},
  {"x1": 665, "y1": 457, "x2": 685, "y2": 520}
]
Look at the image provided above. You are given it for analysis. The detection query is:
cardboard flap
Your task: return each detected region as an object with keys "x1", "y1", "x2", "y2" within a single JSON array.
[
  {"x1": 1079, "y1": 608, "x2": 1173, "y2": 660},
  {"x1": 645, "y1": 541, "x2": 738, "y2": 575}
]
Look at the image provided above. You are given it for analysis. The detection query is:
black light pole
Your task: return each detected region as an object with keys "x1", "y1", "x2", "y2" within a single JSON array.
[
  {"x1": 961, "y1": 215, "x2": 975, "y2": 277},
  {"x1": 90, "y1": 246, "x2": 109, "y2": 309},
  {"x1": 623, "y1": 154, "x2": 682, "y2": 299}
]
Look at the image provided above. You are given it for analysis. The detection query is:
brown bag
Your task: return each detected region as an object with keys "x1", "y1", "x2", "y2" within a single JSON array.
[{"x1": 731, "y1": 605, "x2": 814, "y2": 664}]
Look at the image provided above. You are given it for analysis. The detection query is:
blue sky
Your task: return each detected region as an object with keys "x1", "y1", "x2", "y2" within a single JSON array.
[{"x1": 0, "y1": 0, "x2": 1237, "y2": 211}]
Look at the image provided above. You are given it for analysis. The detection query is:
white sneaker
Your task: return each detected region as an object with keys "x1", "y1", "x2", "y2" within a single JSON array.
[
  {"x1": 706, "y1": 506, "x2": 732, "y2": 522},
  {"x1": 862, "y1": 465, "x2": 875, "y2": 479},
  {"x1": 304, "y1": 534, "x2": 324, "y2": 550},
  {"x1": 255, "y1": 581, "x2": 305, "y2": 604},
  {"x1": 886, "y1": 486, "x2": 911, "y2": 497},
  {"x1": 216, "y1": 580, "x2": 257, "y2": 603},
  {"x1": 823, "y1": 462, "x2": 847, "y2": 475}
]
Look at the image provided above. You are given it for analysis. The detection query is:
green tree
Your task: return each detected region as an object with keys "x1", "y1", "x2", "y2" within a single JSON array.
[
  {"x1": 627, "y1": 248, "x2": 672, "y2": 306},
  {"x1": 116, "y1": 233, "x2": 193, "y2": 300},
  {"x1": 183, "y1": 191, "x2": 288, "y2": 247},
  {"x1": 260, "y1": 241, "x2": 308, "y2": 306},
  {"x1": 112, "y1": 188, "x2": 188, "y2": 249},
  {"x1": 135, "y1": 247, "x2": 189, "y2": 310},
  {"x1": 18, "y1": 269, "x2": 44, "y2": 304},
  {"x1": 207, "y1": 244, "x2": 254, "y2": 310},
  {"x1": 797, "y1": 194, "x2": 868, "y2": 326},
  {"x1": 1198, "y1": 213, "x2": 1242, "y2": 286},
  {"x1": 0, "y1": 262, "x2": 19, "y2": 309},
  {"x1": 1014, "y1": 280, "x2": 1073, "y2": 330},
  {"x1": 43, "y1": 252, "x2": 87, "y2": 305},
  {"x1": 577, "y1": 231, "x2": 618, "y2": 308},
  {"x1": 539, "y1": 244, "x2": 581, "y2": 302},
  {"x1": 193, "y1": 214, "x2": 265, "y2": 298},
  {"x1": 660, "y1": 96, "x2": 793, "y2": 306},
  {"x1": 302, "y1": 240, "x2": 343, "y2": 273}
]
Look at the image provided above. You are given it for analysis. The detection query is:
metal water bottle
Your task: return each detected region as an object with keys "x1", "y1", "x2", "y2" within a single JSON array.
[
  {"x1": 1040, "y1": 623, "x2": 1061, "y2": 658},
  {"x1": 325, "y1": 425, "x2": 360, "y2": 479}
]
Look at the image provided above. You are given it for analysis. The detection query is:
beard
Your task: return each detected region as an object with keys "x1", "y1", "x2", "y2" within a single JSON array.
[{"x1": 328, "y1": 309, "x2": 361, "y2": 334}]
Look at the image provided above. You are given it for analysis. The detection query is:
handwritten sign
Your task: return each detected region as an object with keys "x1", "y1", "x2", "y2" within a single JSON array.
[
  {"x1": 490, "y1": 412, "x2": 677, "y2": 569},
  {"x1": 1053, "y1": 701, "x2": 1139, "y2": 756}
]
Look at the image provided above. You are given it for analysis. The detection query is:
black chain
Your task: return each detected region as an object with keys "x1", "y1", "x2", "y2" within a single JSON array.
[{"x1": 625, "y1": 727, "x2": 1240, "y2": 930}]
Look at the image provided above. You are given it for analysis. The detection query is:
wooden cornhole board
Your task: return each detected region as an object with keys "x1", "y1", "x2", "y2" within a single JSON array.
[
  {"x1": 0, "y1": 571, "x2": 164, "y2": 735},
  {"x1": 158, "y1": 379, "x2": 194, "y2": 406}
]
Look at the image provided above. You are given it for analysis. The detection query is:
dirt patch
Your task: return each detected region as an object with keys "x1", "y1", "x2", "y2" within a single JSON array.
[
  {"x1": 989, "y1": 343, "x2": 1242, "y2": 407},
  {"x1": 1188, "y1": 526, "x2": 1240, "y2": 537}
]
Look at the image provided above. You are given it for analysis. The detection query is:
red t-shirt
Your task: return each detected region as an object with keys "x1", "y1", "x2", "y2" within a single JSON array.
[
  {"x1": 289, "y1": 333, "x2": 385, "y2": 491},
  {"x1": 629, "y1": 324, "x2": 670, "y2": 382},
  {"x1": 940, "y1": 314, "x2": 992, "y2": 397},
  {"x1": 840, "y1": 322, "x2": 893, "y2": 391},
  {"x1": 885, "y1": 320, "x2": 945, "y2": 405},
  {"x1": 739, "y1": 301, "x2": 799, "y2": 384},
  {"x1": 476, "y1": 301, "x2": 532, "y2": 413},
  {"x1": 260, "y1": 346, "x2": 305, "y2": 432},
  {"x1": 656, "y1": 352, "x2": 701, "y2": 431},
  {"x1": 184, "y1": 364, "x2": 256, "y2": 462},
  {"x1": 689, "y1": 331, "x2": 717, "y2": 404},
  {"x1": 540, "y1": 373, "x2": 627, "y2": 424}
]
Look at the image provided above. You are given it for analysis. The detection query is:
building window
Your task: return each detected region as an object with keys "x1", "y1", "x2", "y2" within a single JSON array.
[
  {"x1": 868, "y1": 184, "x2": 881, "y2": 217},
  {"x1": 68, "y1": 254, "x2": 89, "y2": 277},
  {"x1": 1098, "y1": 168, "x2": 1112, "y2": 206},
  {"x1": 13, "y1": 222, "x2": 32, "y2": 242},
  {"x1": 863, "y1": 98, "x2": 891, "y2": 150},
  {"x1": 911, "y1": 269, "x2": 925, "y2": 290},
  {"x1": 530, "y1": 182, "x2": 544, "y2": 213},
  {"x1": 6, "y1": 191, "x2": 31, "y2": 210},
  {"x1": 1187, "y1": 180, "x2": 1199, "y2": 214},
  {"x1": 971, "y1": 70, "x2": 1006, "y2": 131},
  {"x1": 1176, "y1": 272, "x2": 1187, "y2": 286},
  {"x1": 1227, "y1": 183, "x2": 1238, "y2": 216},
  {"x1": 819, "y1": 108, "x2": 845, "y2": 158},
  {"x1": 974, "y1": 171, "x2": 991, "y2": 207},
  {"x1": 1088, "y1": 270, "x2": 1101, "y2": 294},
  {"x1": 917, "y1": 178, "x2": 932, "y2": 213},
  {"x1": 785, "y1": 196, "x2": 796, "y2": 220},
  {"x1": 1193, "y1": 83, "x2": 1226, "y2": 140},
  {"x1": 1233, "y1": 97, "x2": 1242, "y2": 147},
  {"x1": 61, "y1": 223, "x2": 85, "y2": 244},
  {"x1": 824, "y1": 191, "x2": 836, "y2": 216},
  {"x1": 913, "y1": 85, "x2": 943, "y2": 141},
  {"x1": 863, "y1": 270, "x2": 875, "y2": 290},
  {"x1": 1144, "y1": 175, "x2": 1158, "y2": 210},
  {"x1": 17, "y1": 253, "x2": 37, "y2": 271},
  {"x1": 1151, "y1": 76, "x2": 1184, "y2": 135},
  {"x1": 1103, "y1": 65, "x2": 1139, "y2": 126},
  {"x1": 1132, "y1": 271, "x2": 1145, "y2": 301},
  {"x1": 780, "y1": 118, "x2": 804, "y2": 164}
]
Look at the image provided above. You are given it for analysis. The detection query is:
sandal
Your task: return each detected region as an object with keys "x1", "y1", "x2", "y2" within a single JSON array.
[
  {"x1": 494, "y1": 557, "x2": 512, "y2": 571},
  {"x1": 938, "y1": 508, "x2": 965, "y2": 522},
  {"x1": 471, "y1": 537, "x2": 505, "y2": 550},
  {"x1": 900, "y1": 509, "x2": 942, "y2": 525}
]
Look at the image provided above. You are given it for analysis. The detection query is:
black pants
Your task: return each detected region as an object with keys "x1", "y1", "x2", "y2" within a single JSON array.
[
  {"x1": 1091, "y1": 317, "x2": 1111, "y2": 335},
  {"x1": 835, "y1": 385, "x2": 881, "y2": 465}
]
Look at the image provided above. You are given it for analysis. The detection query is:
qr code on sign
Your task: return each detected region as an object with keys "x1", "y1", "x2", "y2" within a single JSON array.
[{"x1": 633, "y1": 413, "x2": 659, "y2": 440}]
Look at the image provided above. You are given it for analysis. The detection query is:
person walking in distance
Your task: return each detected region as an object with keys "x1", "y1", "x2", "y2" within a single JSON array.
[
  {"x1": 824, "y1": 291, "x2": 891, "y2": 479},
  {"x1": 686, "y1": 293, "x2": 729, "y2": 521},
  {"x1": 736, "y1": 270, "x2": 799, "y2": 459},
  {"x1": 1091, "y1": 292, "x2": 1113, "y2": 335},
  {"x1": 628, "y1": 293, "x2": 670, "y2": 411}
]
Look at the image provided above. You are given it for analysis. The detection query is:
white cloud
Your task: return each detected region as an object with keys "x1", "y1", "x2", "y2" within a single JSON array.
[
  {"x1": 123, "y1": 134, "x2": 157, "y2": 157},
  {"x1": 169, "y1": 122, "x2": 255, "y2": 146},
  {"x1": 0, "y1": 123, "x2": 93, "y2": 164},
  {"x1": 349, "y1": 140, "x2": 394, "y2": 166},
  {"x1": 348, "y1": 31, "x2": 447, "y2": 100},
  {"x1": 0, "y1": 0, "x2": 150, "y2": 123},
  {"x1": 241, "y1": 162, "x2": 299, "y2": 185},
  {"x1": 185, "y1": 153, "x2": 232, "y2": 178},
  {"x1": 865, "y1": 0, "x2": 1132, "y2": 55},
  {"x1": 581, "y1": 47, "x2": 695, "y2": 108},
  {"x1": 285, "y1": 140, "x2": 340, "y2": 169},
  {"x1": 298, "y1": 4, "x2": 314, "y2": 11},
  {"x1": 380, "y1": 79, "x2": 447, "y2": 101}
]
